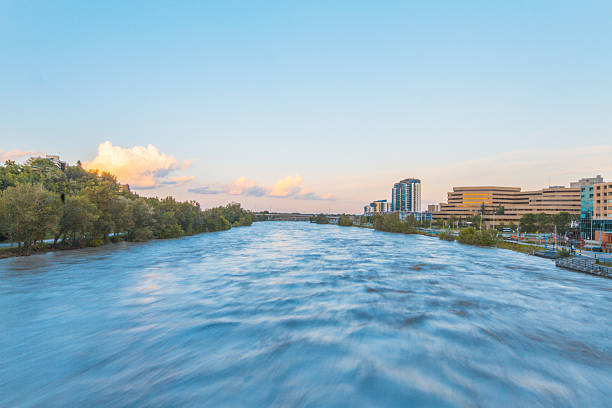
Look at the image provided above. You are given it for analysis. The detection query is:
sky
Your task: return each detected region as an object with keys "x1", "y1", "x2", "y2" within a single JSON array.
[{"x1": 1, "y1": 0, "x2": 611, "y2": 213}]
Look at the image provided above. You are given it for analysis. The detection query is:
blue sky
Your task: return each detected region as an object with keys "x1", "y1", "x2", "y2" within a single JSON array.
[{"x1": 1, "y1": 0, "x2": 610, "y2": 212}]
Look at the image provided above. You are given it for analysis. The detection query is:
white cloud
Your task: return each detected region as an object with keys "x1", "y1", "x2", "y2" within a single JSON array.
[
  {"x1": 189, "y1": 174, "x2": 334, "y2": 201},
  {"x1": 83, "y1": 141, "x2": 194, "y2": 189},
  {"x1": 0, "y1": 149, "x2": 44, "y2": 163}
]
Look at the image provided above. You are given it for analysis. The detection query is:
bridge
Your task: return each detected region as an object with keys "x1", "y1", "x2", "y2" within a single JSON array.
[
  {"x1": 255, "y1": 213, "x2": 314, "y2": 222},
  {"x1": 254, "y1": 213, "x2": 342, "y2": 223}
]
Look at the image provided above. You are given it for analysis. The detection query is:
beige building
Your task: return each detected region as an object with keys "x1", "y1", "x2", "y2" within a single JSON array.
[
  {"x1": 363, "y1": 199, "x2": 392, "y2": 215},
  {"x1": 434, "y1": 186, "x2": 580, "y2": 227},
  {"x1": 593, "y1": 182, "x2": 612, "y2": 219}
]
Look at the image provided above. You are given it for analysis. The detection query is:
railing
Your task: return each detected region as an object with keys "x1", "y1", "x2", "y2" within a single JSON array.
[{"x1": 555, "y1": 257, "x2": 611, "y2": 278}]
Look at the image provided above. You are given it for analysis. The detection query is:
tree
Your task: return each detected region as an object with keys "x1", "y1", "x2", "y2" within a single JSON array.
[
  {"x1": 0, "y1": 184, "x2": 61, "y2": 255},
  {"x1": 338, "y1": 214, "x2": 353, "y2": 226},
  {"x1": 495, "y1": 206, "x2": 505, "y2": 215},
  {"x1": 372, "y1": 213, "x2": 414, "y2": 233},
  {"x1": 434, "y1": 218, "x2": 444, "y2": 229},
  {"x1": 552, "y1": 212, "x2": 572, "y2": 235},
  {"x1": 457, "y1": 226, "x2": 498, "y2": 246},
  {"x1": 535, "y1": 213, "x2": 553, "y2": 233},
  {"x1": 519, "y1": 213, "x2": 537, "y2": 234},
  {"x1": 55, "y1": 194, "x2": 98, "y2": 247},
  {"x1": 311, "y1": 214, "x2": 330, "y2": 224}
]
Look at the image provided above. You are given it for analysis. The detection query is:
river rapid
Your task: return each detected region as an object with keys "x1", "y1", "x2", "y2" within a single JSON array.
[{"x1": 1, "y1": 222, "x2": 611, "y2": 407}]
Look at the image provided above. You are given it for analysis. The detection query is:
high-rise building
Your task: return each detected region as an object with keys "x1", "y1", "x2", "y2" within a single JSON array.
[{"x1": 391, "y1": 178, "x2": 421, "y2": 213}]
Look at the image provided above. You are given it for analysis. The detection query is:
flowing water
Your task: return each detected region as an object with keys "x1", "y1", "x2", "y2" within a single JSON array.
[{"x1": 1, "y1": 222, "x2": 611, "y2": 407}]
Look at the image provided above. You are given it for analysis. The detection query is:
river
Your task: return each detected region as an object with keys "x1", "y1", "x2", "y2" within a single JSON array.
[{"x1": 1, "y1": 222, "x2": 611, "y2": 407}]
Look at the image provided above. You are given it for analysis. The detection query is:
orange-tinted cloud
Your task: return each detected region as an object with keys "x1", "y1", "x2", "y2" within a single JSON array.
[
  {"x1": 189, "y1": 174, "x2": 333, "y2": 201},
  {"x1": 84, "y1": 141, "x2": 194, "y2": 189}
]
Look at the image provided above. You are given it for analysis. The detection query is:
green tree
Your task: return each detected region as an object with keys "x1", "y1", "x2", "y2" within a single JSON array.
[
  {"x1": 311, "y1": 214, "x2": 330, "y2": 224},
  {"x1": 55, "y1": 194, "x2": 98, "y2": 247},
  {"x1": 495, "y1": 206, "x2": 505, "y2": 215},
  {"x1": 0, "y1": 184, "x2": 61, "y2": 255},
  {"x1": 457, "y1": 226, "x2": 498, "y2": 246},
  {"x1": 551, "y1": 212, "x2": 572, "y2": 235},
  {"x1": 338, "y1": 214, "x2": 353, "y2": 226},
  {"x1": 535, "y1": 213, "x2": 553, "y2": 233}
]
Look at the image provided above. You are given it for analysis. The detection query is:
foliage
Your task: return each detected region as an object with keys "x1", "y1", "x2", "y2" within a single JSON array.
[
  {"x1": 0, "y1": 160, "x2": 254, "y2": 255},
  {"x1": 310, "y1": 214, "x2": 330, "y2": 224},
  {"x1": 371, "y1": 213, "x2": 415, "y2": 234},
  {"x1": 338, "y1": 214, "x2": 353, "y2": 226},
  {"x1": 495, "y1": 206, "x2": 505, "y2": 215},
  {"x1": 438, "y1": 231, "x2": 456, "y2": 241},
  {"x1": 457, "y1": 227, "x2": 498, "y2": 246},
  {"x1": 519, "y1": 213, "x2": 537, "y2": 233},
  {"x1": 0, "y1": 184, "x2": 61, "y2": 255},
  {"x1": 519, "y1": 212, "x2": 574, "y2": 234}
]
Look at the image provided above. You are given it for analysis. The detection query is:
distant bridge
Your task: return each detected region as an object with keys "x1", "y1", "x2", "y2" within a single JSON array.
[
  {"x1": 254, "y1": 213, "x2": 342, "y2": 223},
  {"x1": 255, "y1": 213, "x2": 314, "y2": 222}
]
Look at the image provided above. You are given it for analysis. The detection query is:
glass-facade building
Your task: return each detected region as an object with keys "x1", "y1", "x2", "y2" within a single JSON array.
[
  {"x1": 392, "y1": 178, "x2": 421, "y2": 213},
  {"x1": 580, "y1": 182, "x2": 612, "y2": 240}
]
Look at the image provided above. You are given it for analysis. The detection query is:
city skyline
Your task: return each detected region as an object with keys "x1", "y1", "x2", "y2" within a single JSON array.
[{"x1": 1, "y1": 1, "x2": 611, "y2": 212}]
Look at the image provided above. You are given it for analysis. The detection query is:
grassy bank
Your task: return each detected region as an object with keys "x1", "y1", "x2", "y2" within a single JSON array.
[{"x1": 494, "y1": 241, "x2": 546, "y2": 254}]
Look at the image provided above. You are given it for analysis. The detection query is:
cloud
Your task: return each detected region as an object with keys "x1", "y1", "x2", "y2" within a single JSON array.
[
  {"x1": 0, "y1": 149, "x2": 44, "y2": 163},
  {"x1": 269, "y1": 175, "x2": 304, "y2": 197},
  {"x1": 83, "y1": 141, "x2": 195, "y2": 189},
  {"x1": 188, "y1": 186, "x2": 223, "y2": 195},
  {"x1": 162, "y1": 176, "x2": 197, "y2": 186},
  {"x1": 226, "y1": 176, "x2": 268, "y2": 196},
  {"x1": 189, "y1": 174, "x2": 334, "y2": 201}
]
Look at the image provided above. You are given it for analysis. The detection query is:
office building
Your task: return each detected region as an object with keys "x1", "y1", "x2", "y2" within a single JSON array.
[
  {"x1": 581, "y1": 180, "x2": 612, "y2": 242},
  {"x1": 392, "y1": 178, "x2": 421, "y2": 213},
  {"x1": 570, "y1": 175, "x2": 604, "y2": 188},
  {"x1": 434, "y1": 185, "x2": 580, "y2": 227}
]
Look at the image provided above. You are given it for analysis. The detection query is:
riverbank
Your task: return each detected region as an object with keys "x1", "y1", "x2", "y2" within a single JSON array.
[
  {"x1": 347, "y1": 222, "x2": 550, "y2": 256},
  {"x1": 0, "y1": 223, "x2": 255, "y2": 259}
]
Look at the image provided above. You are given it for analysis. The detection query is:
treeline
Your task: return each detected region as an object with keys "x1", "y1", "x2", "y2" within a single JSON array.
[
  {"x1": 370, "y1": 213, "x2": 419, "y2": 233},
  {"x1": 0, "y1": 159, "x2": 255, "y2": 255},
  {"x1": 310, "y1": 214, "x2": 330, "y2": 224}
]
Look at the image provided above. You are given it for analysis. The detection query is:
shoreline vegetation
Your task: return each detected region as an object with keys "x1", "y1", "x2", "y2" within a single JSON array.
[
  {"x1": 332, "y1": 212, "x2": 562, "y2": 257},
  {"x1": 0, "y1": 158, "x2": 259, "y2": 258}
]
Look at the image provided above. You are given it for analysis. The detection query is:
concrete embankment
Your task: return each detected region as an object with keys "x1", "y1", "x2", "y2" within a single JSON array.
[{"x1": 556, "y1": 257, "x2": 612, "y2": 279}]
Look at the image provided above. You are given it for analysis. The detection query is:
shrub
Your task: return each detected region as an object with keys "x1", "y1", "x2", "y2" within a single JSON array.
[
  {"x1": 338, "y1": 214, "x2": 353, "y2": 226},
  {"x1": 311, "y1": 214, "x2": 330, "y2": 224},
  {"x1": 438, "y1": 231, "x2": 455, "y2": 241},
  {"x1": 457, "y1": 227, "x2": 498, "y2": 246}
]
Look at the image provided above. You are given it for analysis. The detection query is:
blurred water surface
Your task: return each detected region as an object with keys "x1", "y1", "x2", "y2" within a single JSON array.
[{"x1": 1, "y1": 222, "x2": 611, "y2": 407}]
